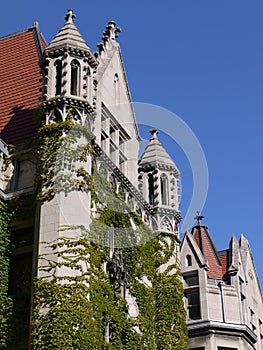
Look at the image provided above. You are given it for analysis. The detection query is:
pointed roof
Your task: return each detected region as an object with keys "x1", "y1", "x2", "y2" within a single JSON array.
[
  {"x1": 46, "y1": 9, "x2": 91, "y2": 52},
  {"x1": 139, "y1": 129, "x2": 180, "y2": 173},
  {"x1": 0, "y1": 25, "x2": 46, "y2": 145},
  {"x1": 192, "y1": 224, "x2": 223, "y2": 280},
  {"x1": 190, "y1": 214, "x2": 230, "y2": 282}
]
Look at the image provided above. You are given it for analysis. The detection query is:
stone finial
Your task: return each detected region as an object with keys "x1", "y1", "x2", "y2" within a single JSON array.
[
  {"x1": 32, "y1": 21, "x2": 39, "y2": 29},
  {"x1": 194, "y1": 210, "x2": 204, "y2": 226},
  {"x1": 150, "y1": 129, "x2": 159, "y2": 139},
  {"x1": 65, "y1": 9, "x2": 76, "y2": 24},
  {"x1": 102, "y1": 21, "x2": 122, "y2": 41}
]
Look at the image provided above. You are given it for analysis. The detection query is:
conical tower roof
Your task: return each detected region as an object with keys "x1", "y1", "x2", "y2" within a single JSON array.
[
  {"x1": 46, "y1": 9, "x2": 91, "y2": 52},
  {"x1": 139, "y1": 129, "x2": 180, "y2": 174}
]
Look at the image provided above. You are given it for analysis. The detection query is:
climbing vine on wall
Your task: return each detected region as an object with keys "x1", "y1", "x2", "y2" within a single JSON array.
[
  {"x1": 0, "y1": 198, "x2": 13, "y2": 349},
  {"x1": 31, "y1": 106, "x2": 188, "y2": 349}
]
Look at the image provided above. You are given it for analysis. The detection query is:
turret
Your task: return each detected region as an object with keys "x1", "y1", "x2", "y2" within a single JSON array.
[
  {"x1": 139, "y1": 129, "x2": 181, "y2": 234},
  {"x1": 39, "y1": 9, "x2": 97, "y2": 126}
]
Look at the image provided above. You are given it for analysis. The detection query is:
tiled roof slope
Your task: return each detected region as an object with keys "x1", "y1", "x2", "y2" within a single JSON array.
[
  {"x1": 0, "y1": 26, "x2": 46, "y2": 145},
  {"x1": 192, "y1": 225, "x2": 229, "y2": 282}
]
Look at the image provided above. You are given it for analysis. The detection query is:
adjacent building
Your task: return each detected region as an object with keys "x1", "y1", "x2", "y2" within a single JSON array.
[{"x1": 181, "y1": 214, "x2": 263, "y2": 350}]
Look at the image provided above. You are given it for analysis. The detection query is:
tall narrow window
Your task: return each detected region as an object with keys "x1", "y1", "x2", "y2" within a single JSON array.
[
  {"x1": 185, "y1": 291, "x2": 201, "y2": 320},
  {"x1": 54, "y1": 60, "x2": 62, "y2": 95},
  {"x1": 148, "y1": 173, "x2": 154, "y2": 205},
  {"x1": 160, "y1": 174, "x2": 168, "y2": 205},
  {"x1": 186, "y1": 255, "x2": 192, "y2": 267},
  {"x1": 114, "y1": 73, "x2": 119, "y2": 104},
  {"x1": 70, "y1": 59, "x2": 80, "y2": 96}
]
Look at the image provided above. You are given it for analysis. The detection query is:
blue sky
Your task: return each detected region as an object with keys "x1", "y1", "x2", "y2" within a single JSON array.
[{"x1": 2, "y1": 1, "x2": 263, "y2": 284}]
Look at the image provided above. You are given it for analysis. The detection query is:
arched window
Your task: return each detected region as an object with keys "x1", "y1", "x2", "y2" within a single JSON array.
[
  {"x1": 70, "y1": 59, "x2": 80, "y2": 96},
  {"x1": 160, "y1": 174, "x2": 168, "y2": 205},
  {"x1": 114, "y1": 73, "x2": 119, "y2": 104},
  {"x1": 54, "y1": 60, "x2": 62, "y2": 95},
  {"x1": 148, "y1": 173, "x2": 154, "y2": 205},
  {"x1": 186, "y1": 255, "x2": 192, "y2": 267}
]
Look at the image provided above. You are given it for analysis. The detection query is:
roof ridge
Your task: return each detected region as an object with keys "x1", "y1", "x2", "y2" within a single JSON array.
[
  {"x1": 0, "y1": 28, "x2": 33, "y2": 41},
  {"x1": 31, "y1": 24, "x2": 47, "y2": 58}
]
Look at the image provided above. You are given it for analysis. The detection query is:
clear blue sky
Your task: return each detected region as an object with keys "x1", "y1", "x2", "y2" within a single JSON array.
[{"x1": 2, "y1": 1, "x2": 263, "y2": 285}]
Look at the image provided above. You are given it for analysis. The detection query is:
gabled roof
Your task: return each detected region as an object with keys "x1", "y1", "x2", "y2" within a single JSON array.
[
  {"x1": 0, "y1": 25, "x2": 46, "y2": 145},
  {"x1": 191, "y1": 224, "x2": 229, "y2": 281},
  {"x1": 139, "y1": 129, "x2": 180, "y2": 173},
  {"x1": 181, "y1": 229, "x2": 209, "y2": 269}
]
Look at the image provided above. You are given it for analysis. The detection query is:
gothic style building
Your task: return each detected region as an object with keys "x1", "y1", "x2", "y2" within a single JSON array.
[
  {"x1": 0, "y1": 9, "x2": 262, "y2": 350},
  {"x1": 181, "y1": 214, "x2": 263, "y2": 350},
  {"x1": 0, "y1": 9, "x2": 183, "y2": 349}
]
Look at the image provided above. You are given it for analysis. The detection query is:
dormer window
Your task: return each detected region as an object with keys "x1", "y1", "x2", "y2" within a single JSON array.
[
  {"x1": 70, "y1": 59, "x2": 80, "y2": 96},
  {"x1": 54, "y1": 60, "x2": 62, "y2": 95}
]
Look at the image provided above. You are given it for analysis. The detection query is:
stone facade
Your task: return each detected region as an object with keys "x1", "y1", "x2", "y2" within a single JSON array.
[
  {"x1": 0, "y1": 9, "x2": 262, "y2": 350},
  {"x1": 181, "y1": 220, "x2": 263, "y2": 350},
  {"x1": 0, "y1": 9, "x2": 182, "y2": 349}
]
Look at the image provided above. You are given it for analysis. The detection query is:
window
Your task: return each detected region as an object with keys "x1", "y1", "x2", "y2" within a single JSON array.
[
  {"x1": 148, "y1": 173, "x2": 154, "y2": 205},
  {"x1": 70, "y1": 59, "x2": 80, "y2": 95},
  {"x1": 54, "y1": 60, "x2": 62, "y2": 95},
  {"x1": 184, "y1": 273, "x2": 199, "y2": 287},
  {"x1": 160, "y1": 174, "x2": 168, "y2": 205},
  {"x1": 186, "y1": 254, "x2": 192, "y2": 266},
  {"x1": 250, "y1": 308, "x2": 256, "y2": 331},
  {"x1": 185, "y1": 291, "x2": 201, "y2": 320},
  {"x1": 114, "y1": 73, "x2": 119, "y2": 104}
]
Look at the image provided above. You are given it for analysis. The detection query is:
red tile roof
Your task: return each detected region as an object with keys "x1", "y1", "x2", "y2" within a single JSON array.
[
  {"x1": 219, "y1": 250, "x2": 230, "y2": 284},
  {"x1": 192, "y1": 225, "x2": 230, "y2": 281},
  {"x1": 0, "y1": 27, "x2": 46, "y2": 145}
]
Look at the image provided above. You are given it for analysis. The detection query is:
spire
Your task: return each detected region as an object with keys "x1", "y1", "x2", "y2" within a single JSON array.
[
  {"x1": 46, "y1": 9, "x2": 91, "y2": 52},
  {"x1": 150, "y1": 129, "x2": 159, "y2": 139},
  {"x1": 65, "y1": 9, "x2": 76, "y2": 24},
  {"x1": 194, "y1": 210, "x2": 204, "y2": 226},
  {"x1": 139, "y1": 129, "x2": 180, "y2": 174}
]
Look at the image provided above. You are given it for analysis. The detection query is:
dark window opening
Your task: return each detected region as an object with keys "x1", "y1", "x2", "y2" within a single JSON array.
[
  {"x1": 9, "y1": 251, "x2": 33, "y2": 347},
  {"x1": 186, "y1": 254, "x2": 192, "y2": 266},
  {"x1": 148, "y1": 173, "x2": 154, "y2": 205},
  {"x1": 55, "y1": 60, "x2": 62, "y2": 95},
  {"x1": 70, "y1": 59, "x2": 80, "y2": 96},
  {"x1": 184, "y1": 274, "x2": 199, "y2": 287},
  {"x1": 186, "y1": 291, "x2": 201, "y2": 320}
]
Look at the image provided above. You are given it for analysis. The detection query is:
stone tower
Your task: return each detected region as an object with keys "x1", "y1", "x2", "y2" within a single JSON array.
[
  {"x1": 37, "y1": 10, "x2": 97, "y2": 273},
  {"x1": 138, "y1": 129, "x2": 181, "y2": 235},
  {"x1": 39, "y1": 9, "x2": 96, "y2": 126}
]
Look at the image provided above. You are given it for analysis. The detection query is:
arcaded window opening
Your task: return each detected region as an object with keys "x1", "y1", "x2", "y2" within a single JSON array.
[
  {"x1": 54, "y1": 60, "x2": 62, "y2": 95},
  {"x1": 70, "y1": 59, "x2": 80, "y2": 96},
  {"x1": 160, "y1": 174, "x2": 168, "y2": 205}
]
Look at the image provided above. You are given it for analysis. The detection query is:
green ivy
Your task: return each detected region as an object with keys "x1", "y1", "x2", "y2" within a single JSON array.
[
  {"x1": 0, "y1": 199, "x2": 14, "y2": 349},
  {"x1": 31, "y1": 106, "x2": 188, "y2": 349}
]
